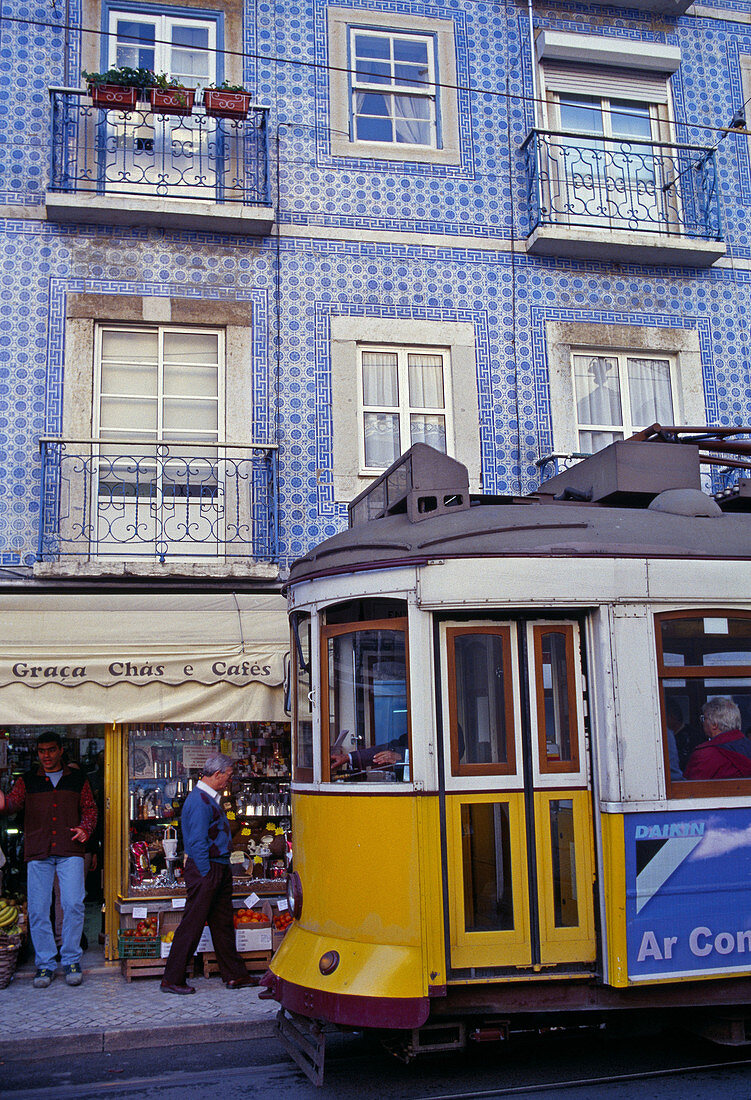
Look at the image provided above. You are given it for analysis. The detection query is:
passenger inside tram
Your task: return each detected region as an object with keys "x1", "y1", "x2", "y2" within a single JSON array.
[{"x1": 684, "y1": 697, "x2": 751, "y2": 780}]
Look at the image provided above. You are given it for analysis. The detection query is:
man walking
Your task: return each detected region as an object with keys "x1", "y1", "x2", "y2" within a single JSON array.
[
  {"x1": 161, "y1": 752, "x2": 255, "y2": 994},
  {"x1": 0, "y1": 731, "x2": 97, "y2": 988}
]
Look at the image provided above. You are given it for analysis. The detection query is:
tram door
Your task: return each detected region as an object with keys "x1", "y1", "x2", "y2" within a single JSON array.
[{"x1": 440, "y1": 621, "x2": 596, "y2": 973}]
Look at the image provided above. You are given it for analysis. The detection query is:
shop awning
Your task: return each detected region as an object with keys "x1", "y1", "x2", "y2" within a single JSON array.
[{"x1": 0, "y1": 591, "x2": 290, "y2": 725}]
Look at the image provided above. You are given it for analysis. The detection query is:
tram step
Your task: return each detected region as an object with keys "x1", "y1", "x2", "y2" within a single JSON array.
[{"x1": 275, "y1": 1008, "x2": 326, "y2": 1087}]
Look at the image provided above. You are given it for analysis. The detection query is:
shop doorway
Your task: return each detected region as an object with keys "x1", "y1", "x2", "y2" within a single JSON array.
[{"x1": 0, "y1": 726, "x2": 107, "y2": 970}]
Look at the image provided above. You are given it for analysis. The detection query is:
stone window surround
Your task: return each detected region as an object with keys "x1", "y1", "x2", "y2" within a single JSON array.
[
  {"x1": 81, "y1": 0, "x2": 245, "y2": 89},
  {"x1": 741, "y1": 54, "x2": 751, "y2": 163},
  {"x1": 331, "y1": 315, "x2": 480, "y2": 502},
  {"x1": 544, "y1": 320, "x2": 705, "y2": 457},
  {"x1": 327, "y1": 6, "x2": 461, "y2": 165},
  {"x1": 62, "y1": 294, "x2": 253, "y2": 442}
]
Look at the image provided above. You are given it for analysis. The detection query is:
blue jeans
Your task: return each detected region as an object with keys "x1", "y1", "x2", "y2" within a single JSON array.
[{"x1": 27, "y1": 856, "x2": 85, "y2": 970}]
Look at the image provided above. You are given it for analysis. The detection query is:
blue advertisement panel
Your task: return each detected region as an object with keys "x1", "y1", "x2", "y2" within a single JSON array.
[{"x1": 625, "y1": 809, "x2": 751, "y2": 980}]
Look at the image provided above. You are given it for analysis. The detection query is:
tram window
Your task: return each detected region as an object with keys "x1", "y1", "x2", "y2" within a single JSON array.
[
  {"x1": 460, "y1": 802, "x2": 515, "y2": 932},
  {"x1": 549, "y1": 800, "x2": 578, "y2": 928},
  {"x1": 292, "y1": 612, "x2": 313, "y2": 783},
  {"x1": 324, "y1": 598, "x2": 407, "y2": 625},
  {"x1": 447, "y1": 627, "x2": 516, "y2": 776},
  {"x1": 533, "y1": 626, "x2": 579, "y2": 773},
  {"x1": 657, "y1": 612, "x2": 751, "y2": 791},
  {"x1": 323, "y1": 620, "x2": 410, "y2": 784}
]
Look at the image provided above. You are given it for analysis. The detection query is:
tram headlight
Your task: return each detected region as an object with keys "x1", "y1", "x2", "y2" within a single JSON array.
[
  {"x1": 286, "y1": 870, "x2": 303, "y2": 920},
  {"x1": 319, "y1": 950, "x2": 339, "y2": 975}
]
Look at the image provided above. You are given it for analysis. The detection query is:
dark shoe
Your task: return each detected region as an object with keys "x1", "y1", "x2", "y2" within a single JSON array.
[
  {"x1": 33, "y1": 968, "x2": 56, "y2": 989},
  {"x1": 64, "y1": 963, "x2": 83, "y2": 986},
  {"x1": 225, "y1": 976, "x2": 259, "y2": 989},
  {"x1": 160, "y1": 981, "x2": 196, "y2": 995}
]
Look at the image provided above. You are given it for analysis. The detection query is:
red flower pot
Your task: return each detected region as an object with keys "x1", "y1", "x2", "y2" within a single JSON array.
[
  {"x1": 203, "y1": 89, "x2": 252, "y2": 120},
  {"x1": 88, "y1": 84, "x2": 139, "y2": 110},
  {"x1": 150, "y1": 87, "x2": 195, "y2": 117}
]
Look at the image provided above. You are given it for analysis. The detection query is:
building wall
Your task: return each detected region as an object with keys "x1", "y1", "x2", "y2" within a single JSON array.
[{"x1": 0, "y1": 0, "x2": 749, "y2": 567}]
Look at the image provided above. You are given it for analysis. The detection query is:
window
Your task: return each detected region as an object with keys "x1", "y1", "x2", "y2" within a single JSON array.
[
  {"x1": 93, "y1": 324, "x2": 224, "y2": 555},
  {"x1": 327, "y1": 7, "x2": 460, "y2": 165},
  {"x1": 322, "y1": 599, "x2": 411, "y2": 785},
  {"x1": 539, "y1": 47, "x2": 675, "y2": 233},
  {"x1": 572, "y1": 349, "x2": 675, "y2": 452},
  {"x1": 292, "y1": 612, "x2": 313, "y2": 783},
  {"x1": 359, "y1": 345, "x2": 451, "y2": 471},
  {"x1": 657, "y1": 612, "x2": 751, "y2": 793},
  {"x1": 446, "y1": 626, "x2": 516, "y2": 777},
  {"x1": 349, "y1": 29, "x2": 436, "y2": 147},
  {"x1": 108, "y1": 9, "x2": 217, "y2": 89}
]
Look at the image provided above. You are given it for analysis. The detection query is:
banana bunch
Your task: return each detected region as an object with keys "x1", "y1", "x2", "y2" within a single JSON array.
[{"x1": 0, "y1": 897, "x2": 20, "y2": 934}]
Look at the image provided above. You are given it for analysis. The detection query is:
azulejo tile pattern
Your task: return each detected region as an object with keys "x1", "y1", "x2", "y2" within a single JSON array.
[{"x1": 0, "y1": 0, "x2": 749, "y2": 566}]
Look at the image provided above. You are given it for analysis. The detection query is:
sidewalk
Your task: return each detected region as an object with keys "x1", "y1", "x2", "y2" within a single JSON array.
[{"x1": 0, "y1": 952, "x2": 279, "y2": 1061}]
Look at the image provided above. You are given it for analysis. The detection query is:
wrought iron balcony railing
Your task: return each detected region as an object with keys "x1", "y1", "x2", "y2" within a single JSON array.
[
  {"x1": 37, "y1": 439, "x2": 280, "y2": 564},
  {"x1": 522, "y1": 129, "x2": 722, "y2": 240},
  {"x1": 49, "y1": 89, "x2": 270, "y2": 205}
]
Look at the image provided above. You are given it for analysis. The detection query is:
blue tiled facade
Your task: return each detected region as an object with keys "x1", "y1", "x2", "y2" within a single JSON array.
[{"x1": 0, "y1": 0, "x2": 750, "y2": 568}]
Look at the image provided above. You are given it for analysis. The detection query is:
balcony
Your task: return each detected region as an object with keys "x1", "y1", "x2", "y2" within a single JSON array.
[
  {"x1": 36, "y1": 439, "x2": 280, "y2": 572},
  {"x1": 522, "y1": 130, "x2": 726, "y2": 267},
  {"x1": 582, "y1": 0, "x2": 691, "y2": 13},
  {"x1": 45, "y1": 89, "x2": 274, "y2": 235}
]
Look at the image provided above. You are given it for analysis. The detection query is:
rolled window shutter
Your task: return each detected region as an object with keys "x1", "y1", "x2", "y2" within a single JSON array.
[{"x1": 542, "y1": 63, "x2": 670, "y2": 104}]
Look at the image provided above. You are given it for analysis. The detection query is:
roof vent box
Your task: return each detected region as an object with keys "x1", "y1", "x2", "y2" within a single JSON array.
[
  {"x1": 537, "y1": 441, "x2": 700, "y2": 505},
  {"x1": 348, "y1": 444, "x2": 470, "y2": 527}
]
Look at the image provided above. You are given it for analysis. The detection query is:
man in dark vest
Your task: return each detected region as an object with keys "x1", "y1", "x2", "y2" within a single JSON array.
[
  {"x1": 0, "y1": 731, "x2": 97, "y2": 988},
  {"x1": 161, "y1": 752, "x2": 255, "y2": 994}
]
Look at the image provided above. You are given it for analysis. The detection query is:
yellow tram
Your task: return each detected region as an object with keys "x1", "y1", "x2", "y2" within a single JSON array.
[{"x1": 266, "y1": 433, "x2": 751, "y2": 1079}]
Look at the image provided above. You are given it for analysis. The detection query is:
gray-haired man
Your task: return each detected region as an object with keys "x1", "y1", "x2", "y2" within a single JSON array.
[{"x1": 161, "y1": 753, "x2": 255, "y2": 994}]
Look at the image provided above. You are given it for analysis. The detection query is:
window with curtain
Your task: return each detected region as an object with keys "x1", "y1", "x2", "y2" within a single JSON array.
[
  {"x1": 94, "y1": 325, "x2": 224, "y2": 555},
  {"x1": 359, "y1": 345, "x2": 451, "y2": 470},
  {"x1": 349, "y1": 28, "x2": 437, "y2": 147},
  {"x1": 571, "y1": 349, "x2": 675, "y2": 453}
]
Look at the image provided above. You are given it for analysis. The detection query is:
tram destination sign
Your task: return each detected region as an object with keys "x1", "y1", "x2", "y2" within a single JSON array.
[{"x1": 625, "y1": 809, "x2": 751, "y2": 980}]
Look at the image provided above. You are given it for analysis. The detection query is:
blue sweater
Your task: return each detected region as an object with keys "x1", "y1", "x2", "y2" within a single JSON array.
[{"x1": 180, "y1": 787, "x2": 232, "y2": 876}]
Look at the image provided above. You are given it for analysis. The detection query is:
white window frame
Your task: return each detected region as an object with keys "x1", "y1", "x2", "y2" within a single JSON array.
[
  {"x1": 91, "y1": 323, "x2": 226, "y2": 559},
  {"x1": 571, "y1": 347, "x2": 677, "y2": 451},
  {"x1": 544, "y1": 321, "x2": 706, "y2": 462},
  {"x1": 327, "y1": 6, "x2": 460, "y2": 165},
  {"x1": 107, "y1": 8, "x2": 217, "y2": 89},
  {"x1": 349, "y1": 27, "x2": 437, "y2": 149},
  {"x1": 93, "y1": 323, "x2": 225, "y2": 446},
  {"x1": 357, "y1": 343, "x2": 453, "y2": 474}
]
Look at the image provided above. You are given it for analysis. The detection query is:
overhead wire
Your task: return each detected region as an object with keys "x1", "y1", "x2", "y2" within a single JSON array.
[{"x1": 2, "y1": 10, "x2": 749, "y2": 139}]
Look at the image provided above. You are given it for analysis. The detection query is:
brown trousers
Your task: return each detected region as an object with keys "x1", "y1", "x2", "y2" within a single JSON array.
[{"x1": 163, "y1": 859, "x2": 247, "y2": 985}]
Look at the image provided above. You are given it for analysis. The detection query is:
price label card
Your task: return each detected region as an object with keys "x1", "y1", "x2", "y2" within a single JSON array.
[
  {"x1": 132, "y1": 906, "x2": 148, "y2": 919},
  {"x1": 277, "y1": 898, "x2": 289, "y2": 912},
  {"x1": 244, "y1": 893, "x2": 260, "y2": 908},
  {"x1": 172, "y1": 897, "x2": 186, "y2": 909}
]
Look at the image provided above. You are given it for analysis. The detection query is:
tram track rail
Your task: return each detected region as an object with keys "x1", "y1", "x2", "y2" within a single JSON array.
[{"x1": 3, "y1": 1048, "x2": 751, "y2": 1099}]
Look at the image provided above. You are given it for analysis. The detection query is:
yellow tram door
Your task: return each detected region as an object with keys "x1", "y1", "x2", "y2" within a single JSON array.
[{"x1": 441, "y1": 621, "x2": 596, "y2": 975}]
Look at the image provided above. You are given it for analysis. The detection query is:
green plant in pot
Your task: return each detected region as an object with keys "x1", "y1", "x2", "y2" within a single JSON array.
[
  {"x1": 203, "y1": 81, "x2": 253, "y2": 120},
  {"x1": 149, "y1": 72, "x2": 196, "y2": 118},
  {"x1": 83, "y1": 66, "x2": 157, "y2": 109}
]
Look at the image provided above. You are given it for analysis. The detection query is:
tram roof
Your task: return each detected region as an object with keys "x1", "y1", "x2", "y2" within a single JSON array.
[{"x1": 288, "y1": 440, "x2": 751, "y2": 585}]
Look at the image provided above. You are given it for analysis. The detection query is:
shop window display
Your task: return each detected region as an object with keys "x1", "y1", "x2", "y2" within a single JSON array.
[{"x1": 127, "y1": 721, "x2": 291, "y2": 897}]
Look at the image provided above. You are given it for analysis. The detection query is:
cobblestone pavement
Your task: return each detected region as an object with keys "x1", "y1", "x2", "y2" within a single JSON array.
[{"x1": 0, "y1": 958, "x2": 278, "y2": 1059}]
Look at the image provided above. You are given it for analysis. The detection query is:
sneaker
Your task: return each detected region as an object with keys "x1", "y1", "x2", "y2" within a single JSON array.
[
  {"x1": 33, "y1": 968, "x2": 55, "y2": 989},
  {"x1": 64, "y1": 963, "x2": 83, "y2": 986}
]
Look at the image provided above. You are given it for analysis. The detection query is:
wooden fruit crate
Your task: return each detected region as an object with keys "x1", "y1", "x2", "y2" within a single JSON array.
[
  {"x1": 121, "y1": 955, "x2": 168, "y2": 982},
  {"x1": 202, "y1": 949, "x2": 271, "y2": 979}
]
